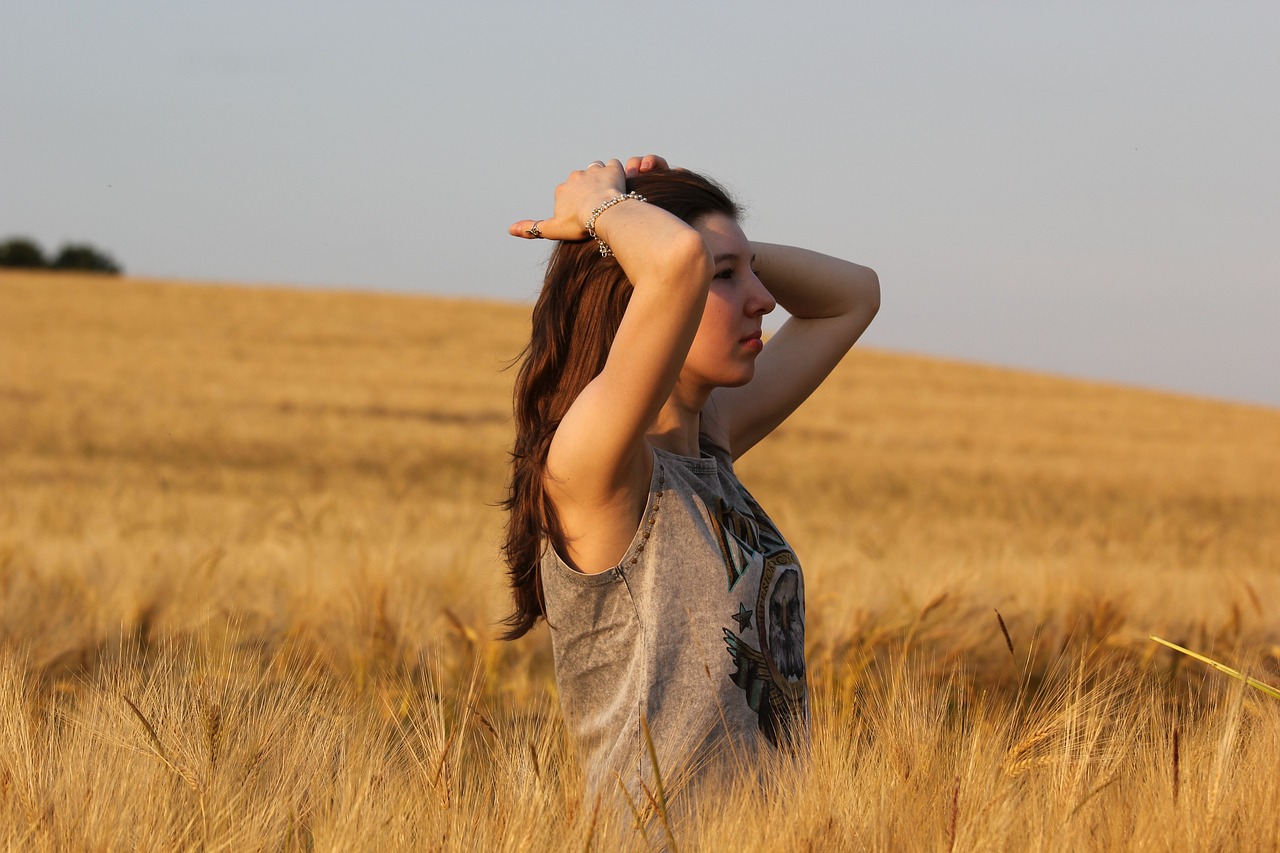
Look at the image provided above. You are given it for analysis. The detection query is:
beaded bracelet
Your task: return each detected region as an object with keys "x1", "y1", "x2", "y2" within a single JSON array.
[{"x1": 584, "y1": 192, "x2": 646, "y2": 258}]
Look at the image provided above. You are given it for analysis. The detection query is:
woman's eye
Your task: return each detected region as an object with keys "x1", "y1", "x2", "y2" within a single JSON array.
[{"x1": 714, "y1": 269, "x2": 734, "y2": 280}]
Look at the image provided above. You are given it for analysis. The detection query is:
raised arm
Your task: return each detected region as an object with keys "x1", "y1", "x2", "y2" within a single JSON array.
[
  {"x1": 709, "y1": 242, "x2": 880, "y2": 458},
  {"x1": 509, "y1": 158, "x2": 713, "y2": 569}
]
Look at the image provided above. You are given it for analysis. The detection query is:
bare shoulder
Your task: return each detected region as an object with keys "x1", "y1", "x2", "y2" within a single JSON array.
[{"x1": 544, "y1": 420, "x2": 655, "y2": 575}]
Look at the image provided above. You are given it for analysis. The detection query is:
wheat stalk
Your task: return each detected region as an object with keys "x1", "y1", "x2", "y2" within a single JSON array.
[
  {"x1": 640, "y1": 716, "x2": 678, "y2": 853},
  {"x1": 1149, "y1": 636, "x2": 1280, "y2": 700}
]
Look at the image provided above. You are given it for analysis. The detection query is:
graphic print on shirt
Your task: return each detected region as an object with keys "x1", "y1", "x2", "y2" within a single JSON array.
[
  {"x1": 716, "y1": 490, "x2": 808, "y2": 748},
  {"x1": 711, "y1": 496, "x2": 759, "y2": 591}
]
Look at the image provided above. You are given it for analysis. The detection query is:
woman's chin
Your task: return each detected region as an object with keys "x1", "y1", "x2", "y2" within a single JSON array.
[{"x1": 718, "y1": 368, "x2": 756, "y2": 389}]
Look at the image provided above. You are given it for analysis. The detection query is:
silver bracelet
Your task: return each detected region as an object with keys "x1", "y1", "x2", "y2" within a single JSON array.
[{"x1": 584, "y1": 192, "x2": 646, "y2": 258}]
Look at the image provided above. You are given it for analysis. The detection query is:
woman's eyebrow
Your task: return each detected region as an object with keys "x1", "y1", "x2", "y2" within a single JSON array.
[{"x1": 713, "y1": 253, "x2": 758, "y2": 264}]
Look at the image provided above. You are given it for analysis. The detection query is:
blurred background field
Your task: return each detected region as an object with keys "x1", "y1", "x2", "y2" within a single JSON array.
[{"x1": 2, "y1": 271, "x2": 1280, "y2": 850}]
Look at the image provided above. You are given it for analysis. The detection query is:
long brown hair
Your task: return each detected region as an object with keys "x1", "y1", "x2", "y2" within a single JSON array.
[{"x1": 500, "y1": 168, "x2": 740, "y2": 640}]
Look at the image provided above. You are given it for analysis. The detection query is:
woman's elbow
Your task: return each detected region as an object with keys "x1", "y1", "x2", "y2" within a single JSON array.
[
  {"x1": 864, "y1": 268, "x2": 881, "y2": 316},
  {"x1": 676, "y1": 228, "x2": 715, "y2": 282},
  {"x1": 660, "y1": 229, "x2": 714, "y2": 296},
  {"x1": 849, "y1": 265, "x2": 880, "y2": 320}
]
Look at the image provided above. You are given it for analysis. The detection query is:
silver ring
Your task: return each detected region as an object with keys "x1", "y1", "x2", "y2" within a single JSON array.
[
  {"x1": 586, "y1": 161, "x2": 605, "y2": 169},
  {"x1": 525, "y1": 220, "x2": 543, "y2": 239}
]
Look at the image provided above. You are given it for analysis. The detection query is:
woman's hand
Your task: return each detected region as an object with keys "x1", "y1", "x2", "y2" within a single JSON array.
[{"x1": 509, "y1": 155, "x2": 671, "y2": 241}]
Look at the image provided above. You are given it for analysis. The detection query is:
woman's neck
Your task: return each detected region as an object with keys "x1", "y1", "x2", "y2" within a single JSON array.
[{"x1": 647, "y1": 386, "x2": 710, "y2": 457}]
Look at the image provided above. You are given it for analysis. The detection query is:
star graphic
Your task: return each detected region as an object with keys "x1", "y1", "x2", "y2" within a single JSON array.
[{"x1": 732, "y1": 603, "x2": 754, "y2": 632}]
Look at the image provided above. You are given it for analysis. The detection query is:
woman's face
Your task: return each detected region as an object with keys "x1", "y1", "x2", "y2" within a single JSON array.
[{"x1": 684, "y1": 213, "x2": 776, "y2": 389}]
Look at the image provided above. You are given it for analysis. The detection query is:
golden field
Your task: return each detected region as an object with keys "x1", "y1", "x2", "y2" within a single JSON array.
[{"x1": 2, "y1": 269, "x2": 1280, "y2": 850}]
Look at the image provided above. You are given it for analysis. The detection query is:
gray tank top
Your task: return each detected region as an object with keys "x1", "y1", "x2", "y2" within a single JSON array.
[{"x1": 541, "y1": 438, "x2": 809, "y2": 804}]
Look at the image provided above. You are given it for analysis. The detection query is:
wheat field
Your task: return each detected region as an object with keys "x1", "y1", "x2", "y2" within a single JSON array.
[{"x1": 2, "y1": 270, "x2": 1280, "y2": 851}]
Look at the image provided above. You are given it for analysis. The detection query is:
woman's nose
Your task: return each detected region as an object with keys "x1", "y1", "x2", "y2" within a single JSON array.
[{"x1": 749, "y1": 274, "x2": 776, "y2": 316}]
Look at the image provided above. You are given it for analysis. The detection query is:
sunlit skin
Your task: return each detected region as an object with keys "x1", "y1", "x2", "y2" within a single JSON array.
[
  {"x1": 676, "y1": 213, "x2": 777, "y2": 394},
  {"x1": 650, "y1": 212, "x2": 777, "y2": 459}
]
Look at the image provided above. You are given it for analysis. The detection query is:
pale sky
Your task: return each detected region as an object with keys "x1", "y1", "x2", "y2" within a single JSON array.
[{"x1": 3, "y1": 1, "x2": 1278, "y2": 408}]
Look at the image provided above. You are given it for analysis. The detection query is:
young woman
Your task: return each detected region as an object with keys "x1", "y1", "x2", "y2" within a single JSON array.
[{"x1": 504, "y1": 155, "x2": 879, "y2": 804}]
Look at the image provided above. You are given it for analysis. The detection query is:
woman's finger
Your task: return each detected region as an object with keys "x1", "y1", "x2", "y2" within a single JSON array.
[
  {"x1": 508, "y1": 215, "x2": 591, "y2": 242},
  {"x1": 624, "y1": 154, "x2": 670, "y2": 177},
  {"x1": 585, "y1": 158, "x2": 626, "y2": 182},
  {"x1": 509, "y1": 219, "x2": 547, "y2": 239}
]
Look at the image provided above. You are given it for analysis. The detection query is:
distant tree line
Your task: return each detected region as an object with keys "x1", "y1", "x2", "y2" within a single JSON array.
[{"x1": 0, "y1": 236, "x2": 122, "y2": 274}]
